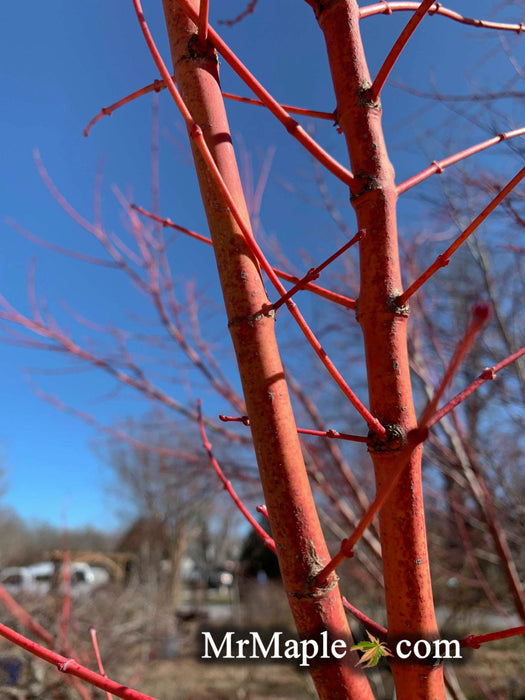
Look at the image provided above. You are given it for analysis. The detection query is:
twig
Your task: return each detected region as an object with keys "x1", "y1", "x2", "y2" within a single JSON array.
[
  {"x1": 84, "y1": 83, "x2": 334, "y2": 137},
  {"x1": 0, "y1": 622, "x2": 158, "y2": 700},
  {"x1": 397, "y1": 165, "x2": 525, "y2": 305},
  {"x1": 460, "y1": 626, "x2": 525, "y2": 649},
  {"x1": 369, "y1": 0, "x2": 435, "y2": 101},
  {"x1": 90, "y1": 627, "x2": 113, "y2": 700},
  {"x1": 219, "y1": 414, "x2": 368, "y2": 443},
  {"x1": 428, "y1": 345, "x2": 525, "y2": 428},
  {"x1": 271, "y1": 230, "x2": 364, "y2": 311},
  {"x1": 360, "y1": 3, "x2": 525, "y2": 33},
  {"x1": 397, "y1": 127, "x2": 525, "y2": 194},
  {"x1": 198, "y1": 402, "x2": 276, "y2": 552}
]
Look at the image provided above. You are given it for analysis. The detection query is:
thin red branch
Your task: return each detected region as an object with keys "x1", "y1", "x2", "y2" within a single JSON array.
[
  {"x1": 0, "y1": 296, "x2": 211, "y2": 426},
  {"x1": 271, "y1": 229, "x2": 364, "y2": 311},
  {"x1": 219, "y1": 414, "x2": 369, "y2": 443},
  {"x1": 90, "y1": 627, "x2": 113, "y2": 700},
  {"x1": 198, "y1": 403, "x2": 276, "y2": 552},
  {"x1": 397, "y1": 165, "x2": 525, "y2": 305},
  {"x1": 0, "y1": 585, "x2": 55, "y2": 647},
  {"x1": 197, "y1": 0, "x2": 209, "y2": 44},
  {"x1": 59, "y1": 552, "x2": 72, "y2": 651},
  {"x1": 397, "y1": 127, "x2": 525, "y2": 194},
  {"x1": 297, "y1": 427, "x2": 368, "y2": 443},
  {"x1": 174, "y1": 0, "x2": 357, "y2": 188},
  {"x1": 0, "y1": 623, "x2": 158, "y2": 700},
  {"x1": 418, "y1": 304, "x2": 490, "y2": 430},
  {"x1": 428, "y1": 345, "x2": 525, "y2": 428},
  {"x1": 460, "y1": 626, "x2": 525, "y2": 649},
  {"x1": 360, "y1": 3, "x2": 525, "y2": 33},
  {"x1": 369, "y1": 0, "x2": 435, "y2": 102},
  {"x1": 222, "y1": 91, "x2": 335, "y2": 121},
  {"x1": 341, "y1": 597, "x2": 388, "y2": 640},
  {"x1": 131, "y1": 204, "x2": 357, "y2": 308},
  {"x1": 84, "y1": 81, "x2": 334, "y2": 137}
]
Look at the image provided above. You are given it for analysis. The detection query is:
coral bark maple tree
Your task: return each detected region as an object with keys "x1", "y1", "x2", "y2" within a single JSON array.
[
  {"x1": 0, "y1": 2, "x2": 524, "y2": 700},
  {"x1": 149, "y1": 1, "x2": 521, "y2": 698}
]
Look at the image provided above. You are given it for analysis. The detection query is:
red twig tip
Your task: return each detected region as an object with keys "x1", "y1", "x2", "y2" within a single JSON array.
[
  {"x1": 90, "y1": 627, "x2": 113, "y2": 700},
  {"x1": 256, "y1": 504, "x2": 269, "y2": 520}
]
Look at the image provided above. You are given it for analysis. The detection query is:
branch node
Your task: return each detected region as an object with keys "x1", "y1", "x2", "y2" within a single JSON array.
[
  {"x1": 340, "y1": 538, "x2": 355, "y2": 559},
  {"x1": 227, "y1": 307, "x2": 276, "y2": 328},
  {"x1": 381, "y1": 0, "x2": 393, "y2": 15},
  {"x1": 57, "y1": 658, "x2": 74, "y2": 673},
  {"x1": 388, "y1": 291, "x2": 410, "y2": 316},
  {"x1": 431, "y1": 160, "x2": 444, "y2": 174},
  {"x1": 481, "y1": 367, "x2": 497, "y2": 381},
  {"x1": 437, "y1": 253, "x2": 450, "y2": 268},
  {"x1": 428, "y1": 3, "x2": 442, "y2": 16},
  {"x1": 350, "y1": 174, "x2": 382, "y2": 201},
  {"x1": 190, "y1": 123, "x2": 203, "y2": 140},
  {"x1": 187, "y1": 33, "x2": 217, "y2": 61},
  {"x1": 359, "y1": 82, "x2": 381, "y2": 109},
  {"x1": 368, "y1": 423, "x2": 406, "y2": 452}
]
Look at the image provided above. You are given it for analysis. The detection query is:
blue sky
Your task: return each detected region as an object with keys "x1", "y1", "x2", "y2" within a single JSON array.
[{"x1": 1, "y1": 2, "x2": 523, "y2": 530}]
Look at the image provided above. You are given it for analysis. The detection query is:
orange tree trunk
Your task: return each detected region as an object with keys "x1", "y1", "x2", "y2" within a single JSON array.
[
  {"x1": 161, "y1": 2, "x2": 374, "y2": 698},
  {"x1": 307, "y1": 1, "x2": 445, "y2": 697}
]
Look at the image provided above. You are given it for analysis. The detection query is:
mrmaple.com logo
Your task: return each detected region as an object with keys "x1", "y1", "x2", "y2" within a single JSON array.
[{"x1": 199, "y1": 628, "x2": 463, "y2": 668}]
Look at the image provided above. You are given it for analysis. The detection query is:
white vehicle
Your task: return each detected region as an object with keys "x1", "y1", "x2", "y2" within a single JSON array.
[
  {"x1": 0, "y1": 567, "x2": 33, "y2": 596},
  {"x1": 0, "y1": 561, "x2": 108, "y2": 597}
]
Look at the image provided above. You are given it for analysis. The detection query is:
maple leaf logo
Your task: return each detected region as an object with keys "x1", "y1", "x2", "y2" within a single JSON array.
[{"x1": 351, "y1": 631, "x2": 393, "y2": 668}]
